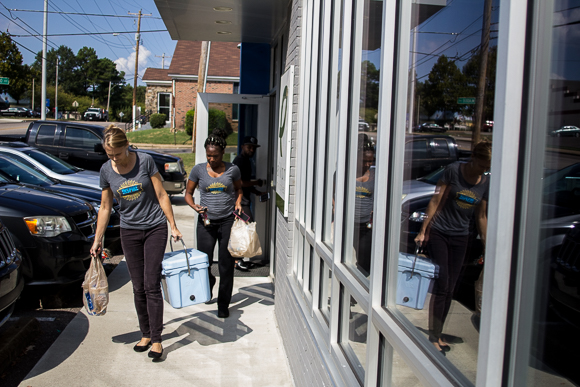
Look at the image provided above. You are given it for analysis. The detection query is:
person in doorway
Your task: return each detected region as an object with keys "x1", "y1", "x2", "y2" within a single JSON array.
[
  {"x1": 414, "y1": 141, "x2": 491, "y2": 355},
  {"x1": 353, "y1": 135, "x2": 376, "y2": 276},
  {"x1": 232, "y1": 136, "x2": 267, "y2": 271},
  {"x1": 184, "y1": 128, "x2": 243, "y2": 318},
  {"x1": 90, "y1": 125, "x2": 183, "y2": 360}
]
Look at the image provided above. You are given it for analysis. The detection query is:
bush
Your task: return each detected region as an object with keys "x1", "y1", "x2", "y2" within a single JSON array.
[
  {"x1": 208, "y1": 109, "x2": 232, "y2": 135},
  {"x1": 185, "y1": 109, "x2": 195, "y2": 136},
  {"x1": 150, "y1": 113, "x2": 167, "y2": 128}
]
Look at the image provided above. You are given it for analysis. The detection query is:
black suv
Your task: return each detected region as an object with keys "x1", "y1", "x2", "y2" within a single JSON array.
[{"x1": 0, "y1": 219, "x2": 24, "y2": 327}]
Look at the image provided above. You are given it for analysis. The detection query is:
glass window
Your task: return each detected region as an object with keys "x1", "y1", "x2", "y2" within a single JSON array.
[
  {"x1": 513, "y1": 2, "x2": 580, "y2": 385},
  {"x1": 35, "y1": 124, "x2": 56, "y2": 146},
  {"x1": 340, "y1": 285, "x2": 367, "y2": 383},
  {"x1": 322, "y1": 0, "x2": 342, "y2": 248},
  {"x1": 158, "y1": 93, "x2": 171, "y2": 120},
  {"x1": 379, "y1": 335, "x2": 424, "y2": 387},
  {"x1": 64, "y1": 127, "x2": 101, "y2": 150},
  {"x1": 342, "y1": 0, "x2": 382, "y2": 281},
  {"x1": 387, "y1": 0, "x2": 499, "y2": 382},
  {"x1": 318, "y1": 259, "x2": 332, "y2": 323}
]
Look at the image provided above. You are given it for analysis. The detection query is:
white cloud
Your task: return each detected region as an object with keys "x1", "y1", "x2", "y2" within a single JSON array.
[{"x1": 114, "y1": 46, "x2": 153, "y2": 80}]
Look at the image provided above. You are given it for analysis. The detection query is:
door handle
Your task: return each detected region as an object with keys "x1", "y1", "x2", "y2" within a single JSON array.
[{"x1": 59, "y1": 152, "x2": 69, "y2": 159}]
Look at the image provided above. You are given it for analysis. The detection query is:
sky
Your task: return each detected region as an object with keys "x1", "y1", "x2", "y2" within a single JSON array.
[{"x1": 0, "y1": 0, "x2": 176, "y2": 85}]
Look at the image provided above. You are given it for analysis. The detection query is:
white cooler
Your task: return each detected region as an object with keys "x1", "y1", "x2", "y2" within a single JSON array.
[
  {"x1": 161, "y1": 240, "x2": 210, "y2": 308},
  {"x1": 396, "y1": 252, "x2": 439, "y2": 310}
]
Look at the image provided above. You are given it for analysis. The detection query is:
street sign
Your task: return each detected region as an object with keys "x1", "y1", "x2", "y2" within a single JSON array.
[
  {"x1": 0, "y1": 77, "x2": 9, "y2": 85},
  {"x1": 458, "y1": 97, "x2": 476, "y2": 104},
  {"x1": 72, "y1": 101, "x2": 79, "y2": 108},
  {"x1": 46, "y1": 99, "x2": 50, "y2": 107},
  {"x1": 118, "y1": 112, "x2": 124, "y2": 117}
]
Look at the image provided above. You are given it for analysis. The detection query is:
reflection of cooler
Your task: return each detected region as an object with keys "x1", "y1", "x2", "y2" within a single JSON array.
[
  {"x1": 397, "y1": 252, "x2": 439, "y2": 310},
  {"x1": 161, "y1": 242, "x2": 210, "y2": 309}
]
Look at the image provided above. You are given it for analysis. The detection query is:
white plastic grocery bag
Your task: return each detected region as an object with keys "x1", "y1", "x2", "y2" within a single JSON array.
[
  {"x1": 228, "y1": 217, "x2": 262, "y2": 258},
  {"x1": 82, "y1": 255, "x2": 109, "y2": 316}
]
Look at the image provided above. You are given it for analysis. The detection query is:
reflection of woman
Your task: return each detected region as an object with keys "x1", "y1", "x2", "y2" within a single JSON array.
[
  {"x1": 414, "y1": 142, "x2": 491, "y2": 354},
  {"x1": 353, "y1": 137, "x2": 376, "y2": 276},
  {"x1": 90, "y1": 125, "x2": 182, "y2": 359},
  {"x1": 184, "y1": 129, "x2": 243, "y2": 318}
]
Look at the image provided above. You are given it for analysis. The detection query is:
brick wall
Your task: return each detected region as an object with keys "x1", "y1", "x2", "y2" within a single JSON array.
[
  {"x1": 174, "y1": 80, "x2": 235, "y2": 129},
  {"x1": 274, "y1": 1, "x2": 334, "y2": 386}
]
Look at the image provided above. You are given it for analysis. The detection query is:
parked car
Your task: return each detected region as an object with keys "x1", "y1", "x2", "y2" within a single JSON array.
[
  {"x1": 1, "y1": 107, "x2": 31, "y2": 117},
  {"x1": 0, "y1": 155, "x2": 121, "y2": 254},
  {"x1": 0, "y1": 219, "x2": 24, "y2": 327},
  {"x1": 0, "y1": 173, "x2": 97, "y2": 285},
  {"x1": 0, "y1": 121, "x2": 187, "y2": 195},
  {"x1": 358, "y1": 119, "x2": 370, "y2": 131},
  {"x1": 550, "y1": 126, "x2": 580, "y2": 137},
  {"x1": 83, "y1": 107, "x2": 108, "y2": 121},
  {"x1": 0, "y1": 143, "x2": 101, "y2": 190},
  {"x1": 415, "y1": 123, "x2": 446, "y2": 133},
  {"x1": 403, "y1": 135, "x2": 471, "y2": 180}
]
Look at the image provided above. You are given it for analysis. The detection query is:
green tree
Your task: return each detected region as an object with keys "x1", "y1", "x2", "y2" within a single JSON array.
[
  {"x1": 360, "y1": 60, "x2": 380, "y2": 114},
  {"x1": 422, "y1": 55, "x2": 466, "y2": 120},
  {"x1": 0, "y1": 32, "x2": 28, "y2": 101}
]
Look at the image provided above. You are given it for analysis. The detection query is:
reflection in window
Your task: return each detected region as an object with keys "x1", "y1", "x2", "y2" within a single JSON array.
[
  {"x1": 390, "y1": 0, "x2": 499, "y2": 383},
  {"x1": 521, "y1": 2, "x2": 580, "y2": 385},
  {"x1": 36, "y1": 125, "x2": 56, "y2": 146},
  {"x1": 319, "y1": 259, "x2": 332, "y2": 323},
  {"x1": 344, "y1": 0, "x2": 381, "y2": 280},
  {"x1": 340, "y1": 286, "x2": 367, "y2": 383},
  {"x1": 379, "y1": 335, "x2": 424, "y2": 386},
  {"x1": 64, "y1": 128, "x2": 101, "y2": 150}
]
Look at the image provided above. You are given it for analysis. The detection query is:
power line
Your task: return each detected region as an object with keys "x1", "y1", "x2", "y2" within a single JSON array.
[
  {"x1": 0, "y1": 5, "x2": 59, "y2": 50},
  {"x1": 10, "y1": 30, "x2": 166, "y2": 37},
  {"x1": 8, "y1": 8, "x2": 161, "y2": 18}
]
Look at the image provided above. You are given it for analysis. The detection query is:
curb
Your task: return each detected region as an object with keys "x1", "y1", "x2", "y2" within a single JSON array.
[{"x1": 0, "y1": 317, "x2": 41, "y2": 375}]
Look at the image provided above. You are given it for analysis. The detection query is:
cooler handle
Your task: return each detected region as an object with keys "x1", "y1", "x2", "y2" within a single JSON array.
[
  {"x1": 169, "y1": 238, "x2": 192, "y2": 276},
  {"x1": 410, "y1": 244, "x2": 421, "y2": 279}
]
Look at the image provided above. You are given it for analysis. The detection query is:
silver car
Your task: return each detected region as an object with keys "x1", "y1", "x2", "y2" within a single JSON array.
[{"x1": 0, "y1": 144, "x2": 100, "y2": 190}]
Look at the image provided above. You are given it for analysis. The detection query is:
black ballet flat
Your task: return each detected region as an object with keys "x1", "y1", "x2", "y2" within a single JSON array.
[
  {"x1": 148, "y1": 348, "x2": 163, "y2": 359},
  {"x1": 440, "y1": 344, "x2": 451, "y2": 352},
  {"x1": 218, "y1": 308, "x2": 229, "y2": 318},
  {"x1": 133, "y1": 341, "x2": 152, "y2": 352}
]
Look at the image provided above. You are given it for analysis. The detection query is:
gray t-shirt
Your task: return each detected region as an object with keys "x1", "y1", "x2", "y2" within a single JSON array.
[
  {"x1": 188, "y1": 162, "x2": 241, "y2": 220},
  {"x1": 355, "y1": 167, "x2": 375, "y2": 224},
  {"x1": 430, "y1": 161, "x2": 490, "y2": 236},
  {"x1": 100, "y1": 152, "x2": 167, "y2": 230}
]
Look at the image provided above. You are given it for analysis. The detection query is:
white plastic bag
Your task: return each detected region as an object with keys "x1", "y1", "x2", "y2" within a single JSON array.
[
  {"x1": 228, "y1": 218, "x2": 262, "y2": 258},
  {"x1": 82, "y1": 255, "x2": 109, "y2": 316}
]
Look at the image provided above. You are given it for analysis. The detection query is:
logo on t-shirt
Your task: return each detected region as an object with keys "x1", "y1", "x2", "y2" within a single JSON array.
[
  {"x1": 118, "y1": 180, "x2": 143, "y2": 201},
  {"x1": 207, "y1": 182, "x2": 227, "y2": 194},
  {"x1": 455, "y1": 190, "x2": 480, "y2": 209},
  {"x1": 356, "y1": 186, "x2": 372, "y2": 199}
]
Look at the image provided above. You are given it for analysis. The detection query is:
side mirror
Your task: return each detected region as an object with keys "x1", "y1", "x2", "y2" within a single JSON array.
[{"x1": 94, "y1": 143, "x2": 105, "y2": 153}]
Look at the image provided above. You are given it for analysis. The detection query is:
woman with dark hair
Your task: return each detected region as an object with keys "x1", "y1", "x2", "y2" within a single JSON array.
[
  {"x1": 415, "y1": 141, "x2": 491, "y2": 355},
  {"x1": 353, "y1": 136, "x2": 376, "y2": 276},
  {"x1": 184, "y1": 129, "x2": 243, "y2": 318},
  {"x1": 91, "y1": 125, "x2": 182, "y2": 360}
]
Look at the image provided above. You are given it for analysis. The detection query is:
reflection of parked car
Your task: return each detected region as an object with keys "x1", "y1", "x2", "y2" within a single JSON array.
[
  {"x1": 358, "y1": 119, "x2": 370, "y2": 131},
  {"x1": 551, "y1": 225, "x2": 580, "y2": 330},
  {"x1": 83, "y1": 107, "x2": 108, "y2": 121},
  {"x1": 0, "y1": 219, "x2": 24, "y2": 327},
  {"x1": 403, "y1": 135, "x2": 471, "y2": 180},
  {"x1": 0, "y1": 143, "x2": 101, "y2": 190},
  {"x1": 550, "y1": 126, "x2": 580, "y2": 137},
  {"x1": 0, "y1": 155, "x2": 121, "y2": 254},
  {"x1": 1, "y1": 107, "x2": 31, "y2": 117},
  {"x1": 415, "y1": 123, "x2": 446, "y2": 133},
  {"x1": 0, "y1": 174, "x2": 97, "y2": 285}
]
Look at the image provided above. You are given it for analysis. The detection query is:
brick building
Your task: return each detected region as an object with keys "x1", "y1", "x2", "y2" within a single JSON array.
[{"x1": 143, "y1": 41, "x2": 240, "y2": 130}]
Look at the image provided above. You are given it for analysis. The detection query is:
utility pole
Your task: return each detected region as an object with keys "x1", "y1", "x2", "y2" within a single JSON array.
[
  {"x1": 32, "y1": 78, "x2": 34, "y2": 113},
  {"x1": 106, "y1": 80, "x2": 111, "y2": 121},
  {"x1": 192, "y1": 41, "x2": 209, "y2": 152},
  {"x1": 41, "y1": 0, "x2": 48, "y2": 121},
  {"x1": 473, "y1": 0, "x2": 493, "y2": 147},
  {"x1": 128, "y1": 10, "x2": 151, "y2": 131},
  {"x1": 55, "y1": 57, "x2": 59, "y2": 120},
  {"x1": 155, "y1": 53, "x2": 172, "y2": 69}
]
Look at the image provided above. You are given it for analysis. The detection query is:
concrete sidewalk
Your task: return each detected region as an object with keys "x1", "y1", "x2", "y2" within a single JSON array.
[{"x1": 19, "y1": 261, "x2": 292, "y2": 387}]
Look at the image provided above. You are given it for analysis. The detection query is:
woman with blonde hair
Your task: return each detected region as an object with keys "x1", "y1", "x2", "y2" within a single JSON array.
[
  {"x1": 415, "y1": 141, "x2": 491, "y2": 355},
  {"x1": 90, "y1": 125, "x2": 182, "y2": 360}
]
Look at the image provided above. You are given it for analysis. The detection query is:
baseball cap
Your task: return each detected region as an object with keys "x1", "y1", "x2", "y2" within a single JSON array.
[{"x1": 242, "y1": 136, "x2": 261, "y2": 147}]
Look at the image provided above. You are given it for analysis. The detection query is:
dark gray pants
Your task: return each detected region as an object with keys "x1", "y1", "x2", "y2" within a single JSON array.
[{"x1": 121, "y1": 222, "x2": 168, "y2": 343}]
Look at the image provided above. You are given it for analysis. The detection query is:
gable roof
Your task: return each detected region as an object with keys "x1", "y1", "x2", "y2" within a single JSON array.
[
  {"x1": 142, "y1": 68, "x2": 172, "y2": 82},
  {"x1": 169, "y1": 41, "x2": 240, "y2": 77}
]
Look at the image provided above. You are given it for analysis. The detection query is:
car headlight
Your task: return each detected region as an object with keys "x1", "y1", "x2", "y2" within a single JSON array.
[
  {"x1": 409, "y1": 212, "x2": 428, "y2": 222},
  {"x1": 165, "y1": 162, "x2": 180, "y2": 173},
  {"x1": 24, "y1": 216, "x2": 72, "y2": 237},
  {"x1": 401, "y1": 193, "x2": 408, "y2": 201}
]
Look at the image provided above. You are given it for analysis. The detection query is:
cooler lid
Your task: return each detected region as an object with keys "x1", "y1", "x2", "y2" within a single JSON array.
[
  {"x1": 162, "y1": 248, "x2": 209, "y2": 273},
  {"x1": 398, "y1": 252, "x2": 438, "y2": 275}
]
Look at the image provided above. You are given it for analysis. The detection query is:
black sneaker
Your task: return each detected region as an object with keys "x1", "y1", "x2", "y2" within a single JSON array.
[{"x1": 235, "y1": 260, "x2": 250, "y2": 271}]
